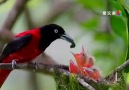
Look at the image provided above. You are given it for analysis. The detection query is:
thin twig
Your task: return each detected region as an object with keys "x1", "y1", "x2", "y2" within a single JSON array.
[
  {"x1": 24, "y1": 7, "x2": 34, "y2": 29},
  {"x1": 105, "y1": 59, "x2": 129, "y2": 82},
  {"x1": 77, "y1": 78, "x2": 95, "y2": 90},
  {"x1": 0, "y1": 0, "x2": 29, "y2": 52},
  {"x1": 43, "y1": 0, "x2": 73, "y2": 24},
  {"x1": 0, "y1": 0, "x2": 7, "y2": 5},
  {"x1": 57, "y1": 69, "x2": 95, "y2": 90},
  {"x1": 113, "y1": 59, "x2": 129, "y2": 73},
  {"x1": 1, "y1": 0, "x2": 28, "y2": 32}
]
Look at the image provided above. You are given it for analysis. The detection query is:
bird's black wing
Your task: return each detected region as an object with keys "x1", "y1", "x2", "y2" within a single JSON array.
[{"x1": 0, "y1": 34, "x2": 32, "y2": 62}]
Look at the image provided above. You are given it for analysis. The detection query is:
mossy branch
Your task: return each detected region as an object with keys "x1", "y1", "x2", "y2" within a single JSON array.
[{"x1": 0, "y1": 59, "x2": 128, "y2": 90}]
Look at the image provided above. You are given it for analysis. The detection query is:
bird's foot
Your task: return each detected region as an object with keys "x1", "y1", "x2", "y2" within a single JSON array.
[
  {"x1": 34, "y1": 62, "x2": 38, "y2": 70},
  {"x1": 12, "y1": 60, "x2": 17, "y2": 69}
]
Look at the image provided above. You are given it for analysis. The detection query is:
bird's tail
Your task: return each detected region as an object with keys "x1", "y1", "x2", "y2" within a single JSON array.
[{"x1": 0, "y1": 70, "x2": 11, "y2": 87}]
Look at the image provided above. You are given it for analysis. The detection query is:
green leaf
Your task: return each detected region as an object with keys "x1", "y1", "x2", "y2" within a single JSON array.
[
  {"x1": 0, "y1": 0, "x2": 14, "y2": 13},
  {"x1": 94, "y1": 32, "x2": 113, "y2": 42},
  {"x1": 110, "y1": 15, "x2": 128, "y2": 66},
  {"x1": 117, "y1": 0, "x2": 129, "y2": 10},
  {"x1": 110, "y1": 0, "x2": 126, "y2": 17},
  {"x1": 77, "y1": 0, "x2": 105, "y2": 12},
  {"x1": 81, "y1": 17, "x2": 98, "y2": 30},
  {"x1": 123, "y1": 8, "x2": 129, "y2": 72},
  {"x1": 110, "y1": 16, "x2": 127, "y2": 42}
]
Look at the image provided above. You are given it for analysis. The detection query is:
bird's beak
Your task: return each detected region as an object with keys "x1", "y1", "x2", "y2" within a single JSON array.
[{"x1": 60, "y1": 33, "x2": 75, "y2": 48}]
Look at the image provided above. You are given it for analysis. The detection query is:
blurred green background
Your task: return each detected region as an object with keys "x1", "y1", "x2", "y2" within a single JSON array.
[{"x1": 0, "y1": 0, "x2": 129, "y2": 90}]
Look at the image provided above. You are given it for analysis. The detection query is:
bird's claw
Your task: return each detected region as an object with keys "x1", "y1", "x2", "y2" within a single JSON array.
[
  {"x1": 34, "y1": 62, "x2": 38, "y2": 70},
  {"x1": 12, "y1": 60, "x2": 17, "y2": 69}
]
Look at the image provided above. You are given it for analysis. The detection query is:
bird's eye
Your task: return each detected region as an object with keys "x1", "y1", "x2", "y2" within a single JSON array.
[{"x1": 54, "y1": 29, "x2": 58, "y2": 33}]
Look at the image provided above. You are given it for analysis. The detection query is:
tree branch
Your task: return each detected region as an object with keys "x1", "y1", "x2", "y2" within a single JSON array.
[
  {"x1": 0, "y1": 0, "x2": 29, "y2": 53},
  {"x1": 0, "y1": 62, "x2": 95, "y2": 89},
  {"x1": 77, "y1": 77, "x2": 95, "y2": 90},
  {"x1": 0, "y1": 0, "x2": 7, "y2": 5},
  {"x1": 1, "y1": 0, "x2": 28, "y2": 32},
  {"x1": 0, "y1": 59, "x2": 128, "y2": 89},
  {"x1": 0, "y1": 58, "x2": 128, "y2": 89},
  {"x1": 105, "y1": 59, "x2": 129, "y2": 82},
  {"x1": 114, "y1": 59, "x2": 129, "y2": 72},
  {"x1": 0, "y1": 0, "x2": 28, "y2": 44},
  {"x1": 0, "y1": 62, "x2": 68, "y2": 70}
]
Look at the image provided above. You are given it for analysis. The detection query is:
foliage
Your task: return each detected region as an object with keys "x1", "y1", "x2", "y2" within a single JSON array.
[
  {"x1": 0, "y1": 0, "x2": 129, "y2": 90},
  {"x1": 54, "y1": 71, "x2": 126, "y2": 90},
  {"x1": 54, "y1": 0, "x2": 129, "y2": 90}
]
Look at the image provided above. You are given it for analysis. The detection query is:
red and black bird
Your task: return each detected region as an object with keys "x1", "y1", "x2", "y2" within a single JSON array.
[{"x1": 0, "y1": 24, "x2": 75, "y2": 87}]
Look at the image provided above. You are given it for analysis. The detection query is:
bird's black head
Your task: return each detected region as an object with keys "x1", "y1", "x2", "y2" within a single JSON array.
[{"x1": 39, "y1": 24, "x2": 75, "y2": 50}]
